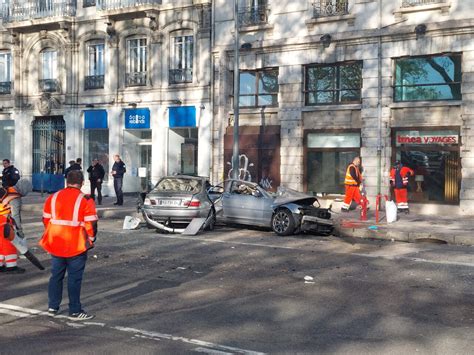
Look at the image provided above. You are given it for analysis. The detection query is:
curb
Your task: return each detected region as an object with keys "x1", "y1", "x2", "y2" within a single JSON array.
[{"x1": 334, "y1": 225, "x2": 474, "y2": 246}]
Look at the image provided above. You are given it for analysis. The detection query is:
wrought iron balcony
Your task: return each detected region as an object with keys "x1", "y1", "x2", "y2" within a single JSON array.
[
  {"x1": 0, "y1": 82, "x2": 12, "y2": 95},
  {"x1": 238, "y1": 5, "x2": 269, "y2": 27},
  {"x1": 1, "y1": 0, "x2": 76, "y2": 23},
  {"x1": 402, "y1": 0, "x2": 444, "y2": 6},
  {"x1": 97, "y1": 0, "x2": 161, "y2": 11},
  {"x1": 169, "y1": 69, "x2": 193, "y2": 85},
  {"x1": 39, "y1": 79, "x2": 59, "y2": 93},
  {"x1": 312, "y1": 0, "x2": 349, "y2": 17},
  {"x1": 85, "y1": 75, "x2": 104, "y2": 90},
  {"x1": 125, "y1": 72, "x2": 147, "y2": 87},
  {"x1": 83, "y1": 0, "x2": 96, "y2": 7}
]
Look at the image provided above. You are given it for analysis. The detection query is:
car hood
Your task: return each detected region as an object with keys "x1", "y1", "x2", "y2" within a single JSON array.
[{"x1": 272, "y1": 187, "x2": 318, "y2": 206}]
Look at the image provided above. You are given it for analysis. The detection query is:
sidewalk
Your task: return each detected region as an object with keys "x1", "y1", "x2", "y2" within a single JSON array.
[
  {"x1": 21, "y1": 192, "x2": 139, "y2": 219},
  {"x1": 331, "y1": 207, "x2": 474, "y2": 246}
]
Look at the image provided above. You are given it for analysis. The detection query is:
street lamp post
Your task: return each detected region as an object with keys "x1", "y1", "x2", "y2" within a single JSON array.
[{"x1": 232, "y1": 0, "x2": 240, "y2": 180}]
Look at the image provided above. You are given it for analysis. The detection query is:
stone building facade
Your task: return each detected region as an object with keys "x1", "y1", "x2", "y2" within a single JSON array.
[
  {"x1": 212, "y1": 0, "x2": 474, "y2": 215},
  {"x1": 0, "y1": 0, "x2": 212, "y2": 195}
]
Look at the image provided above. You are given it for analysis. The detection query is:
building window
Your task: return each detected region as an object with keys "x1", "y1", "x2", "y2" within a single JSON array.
[
  {"x1": 169, "y1": 34, "x2": 193, "y2": 84},
  {"x1": 168, "y1": 128, "x2": 198, "y2": 175},
  {"x1": 239, "y1": 68, "x2": 278, "y2": 107},
  {"x1": 238, "y1": 0, "x2": 268, "y2": 27},
  {"x1": 85, "y1": 43, "x2": 105, "y2": 90},
  {"x1": 305, "y1": 62, "x2": 362, "y2": 105},
  {"x1": 305, "y1": 131, "x2": 361, "y2": 195},
  {"x1": 312, "y1": 0, "x2": 349, "y2": 17},
  {"x1": 84, "y1": 130, "x2": 109, "y2": 182},
  {"x1": 0, "y1": 120, "x2": 14, "y2": 160},
  {"x1": 126, "y1": 38, "x2": 147, "y2": 87},
  {"x1": 40, "y1": 49, "x2": 58, "y2": 92},
  {"x1": 0, "y1": 52, "x2": 12, "y2": 95},
  {"x1": 394, "y1": 54, "x2": 462, "y2": 102}
]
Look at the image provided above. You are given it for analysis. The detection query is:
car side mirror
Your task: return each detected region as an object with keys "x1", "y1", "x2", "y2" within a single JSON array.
[{"x1": 252, "y1": 190, "x2": 261, "y2": 198}]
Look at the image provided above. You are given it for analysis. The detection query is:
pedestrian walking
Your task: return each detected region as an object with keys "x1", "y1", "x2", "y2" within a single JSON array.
[
  {"x1": 341, "y1": 156, "x2": 364, "y2": 212},
  {"x1": 390, "y1": 160, "x2": 414, "y2": 214},
  {"x1": 0, "y1": 187, "x2": 25, "y2": 274},
  {"x1": 64, "y1": 159, "x2": 81, "y2": 178},
  {"x1": 86, "y1": 159, "x2": 105, "y2": 205},
  {"x1": 2, "y1": 159, "x2": 24, "y2": 239},
  {"x1": 111, "y1": 154, "x2": 126, "y2": 206},
  {"x1": 39, "y1": 170, "x2": 98, "y2": 320}
]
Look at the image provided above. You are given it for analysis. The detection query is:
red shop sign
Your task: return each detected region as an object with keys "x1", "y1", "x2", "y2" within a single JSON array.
[{"x1": 397, "y1": 134, "x2": 458, "y2": 145}]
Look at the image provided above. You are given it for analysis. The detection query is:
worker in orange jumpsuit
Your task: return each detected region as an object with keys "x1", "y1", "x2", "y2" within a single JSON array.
[
  {"x1": 390, "y1": 160, "x2": 414, "y2": 214},
  {"x1": 40, "y1": 170, "x2": 98, "y2": 321},
  {"x1": 0, "y1": 187, "x2": 25, "y2": 273},
  {"x1": 341, "y1": 156, "x2": 364, "y2": 212}
]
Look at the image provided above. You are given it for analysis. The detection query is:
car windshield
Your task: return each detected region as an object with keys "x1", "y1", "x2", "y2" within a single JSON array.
[{"x1": 152, "y1": 178, "x2": 202, "y2": 193}]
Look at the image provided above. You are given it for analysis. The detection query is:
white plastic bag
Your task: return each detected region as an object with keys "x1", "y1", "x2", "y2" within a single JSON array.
[
  {"x1": 385, "y1": 200, "x2": 398, "y2": 223},
  {"x1": 123, "y1": 216, "x2": 141, "y2": 230}
]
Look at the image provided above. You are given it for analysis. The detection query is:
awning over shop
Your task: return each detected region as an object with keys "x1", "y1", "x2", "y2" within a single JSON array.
[
  {"x1": 84, "y1": 110, "x2": 108, "y2": 129},
  {"x1": 169, "y1": 106, "x2": 196, "y2": 127}
]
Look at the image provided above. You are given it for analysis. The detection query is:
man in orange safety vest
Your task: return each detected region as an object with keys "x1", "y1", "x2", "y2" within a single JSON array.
[
  {"x1": 0, "y1": 187, "x2": 25, "y2": 273},
  {"x1": 341, "y1": 156, "x2": 364, "y2": 212},
  {"x1": 40, "y1": 170, "x2": 98, "y2": 321},
  {"x1": 390, "y1": 160, "x2": 414, "y2": 214}
]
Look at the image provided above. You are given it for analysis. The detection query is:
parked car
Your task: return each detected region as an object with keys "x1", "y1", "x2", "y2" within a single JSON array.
[
  {"x1": 141, "y1": 175, "x2": 216, "y2": 231},
  {"x1": 213, "y1": 179, "x2": 334, "y2": 236}
]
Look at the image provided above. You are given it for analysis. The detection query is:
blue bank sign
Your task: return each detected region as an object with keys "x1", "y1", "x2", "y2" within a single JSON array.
[{"x1": 125, "y1": 108, "x2": 150, "y2": 129}]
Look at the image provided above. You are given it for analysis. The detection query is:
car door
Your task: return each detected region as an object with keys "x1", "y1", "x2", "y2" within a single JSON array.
[{"x1": 221, "y1": 181, "x2": 267, "y2": 225}]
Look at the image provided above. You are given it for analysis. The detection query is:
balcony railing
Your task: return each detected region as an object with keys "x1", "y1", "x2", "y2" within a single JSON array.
[
  {"x1": 402, "y1": 0, "x2": 444, "y2": 6},
  {"x1": 83, "y1": 0, "x2": 96, "y2": 7},
  {"x1": 238, "y1": 5, "x2": 269, "y2": 27},
  {"x1": 85, "y1": 75, "x2": 104, "y2": 90},
  {"x1": 169, "y1": 69, "x2": 193, "y2": 85},
  {"x1": 125, "y1": 72, "x2": 147, "y2": 87},
  {"x1": 39, "y1": 79, "x2": 59, "y2": 93},
  {"x1": 312, "y1": 0, "x2": 349, "y2": 17},
  {"x1": 1, "y1": 0, "x2": 76, "y2": 23},
  {"x1": 0, "y1": 82, "x2": 12, "y2": 95},
  {"x1": 97, "y1": 0, "x2": 161, "y2": 11}
]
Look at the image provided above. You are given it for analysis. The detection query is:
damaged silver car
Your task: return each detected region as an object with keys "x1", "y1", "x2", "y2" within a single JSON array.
[
  {"x1": 214, "y1": 179, "x2": 334, "y2": 236},
  {"x1": 141, "y1": 175, "x2": 216, "y2": 232}
]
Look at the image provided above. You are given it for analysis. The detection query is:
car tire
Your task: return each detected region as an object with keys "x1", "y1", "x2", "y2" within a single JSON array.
[
  {"x1": 272, "y1": 208, "x2": 296, "y2": 236},
  {"x1": 205, "y1": 207, "x2": 216, "y2": 231}
]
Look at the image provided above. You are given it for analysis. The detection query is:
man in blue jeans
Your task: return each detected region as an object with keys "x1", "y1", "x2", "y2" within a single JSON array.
[{"x1": 40, "y1": 170, "x2": 98, "y2": 321}]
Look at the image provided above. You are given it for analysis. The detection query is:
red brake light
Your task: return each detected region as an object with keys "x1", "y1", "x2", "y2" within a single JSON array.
[{"x1": 183, "y1": 199, "x2": 201, "y2": 207}]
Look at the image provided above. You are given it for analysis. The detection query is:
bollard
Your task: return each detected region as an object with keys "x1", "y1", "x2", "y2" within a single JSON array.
[{"x1": 360, "y1": 195, "x2": 369, "y2": 221}]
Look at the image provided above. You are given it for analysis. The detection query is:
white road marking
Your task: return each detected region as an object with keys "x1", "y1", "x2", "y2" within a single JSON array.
[
  {"x1": 194, "y1": 347, "x2": 233, "y2": 354},
  {"x1": 151, "y1": 234, "x2": 474, "y2": 268},
  {"x1": 0, "y1": 303, "x2": 265, "y2": 355}
]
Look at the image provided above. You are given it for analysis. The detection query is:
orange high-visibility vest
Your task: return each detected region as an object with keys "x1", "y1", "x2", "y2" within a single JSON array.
[
  {"x1": 390, "y1": 166, "x2": 414, "y2": 188},
  {"x1": 40, "y1": 187, "x2": 98, "y2": 258},
  {"x1": 344, "y1": 163, "x2": 361, "y2": 186}
]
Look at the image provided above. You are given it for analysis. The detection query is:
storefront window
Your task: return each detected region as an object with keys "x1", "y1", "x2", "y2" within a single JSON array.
[
  {"x1": 84, "y1": 130, "x2": 109, "y2": 181},
  {"x1": 168, "y1": 128, "x2": 198, "y2": 175},
  {"x1": 306, "y1": 132, "x2": 360, "y2": 194},
  {"x1": 0, "y1": 120, "x2": 14, "y2": 161},
  {"x1": 394, "y1": 129, "x2": 460, "y2": 204},
  {"x1": 394, "y1": 54, "x2": 462, "y2": 102}
]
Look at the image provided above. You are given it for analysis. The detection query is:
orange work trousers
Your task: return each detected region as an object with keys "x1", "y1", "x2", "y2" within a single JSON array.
[
  {"x1": 394, "y1": 188, "x2": 409, "y2": 210},
  {"x1": 342, "y1": 185, "x2": 362, "y2": 210},
  {"x1": 0, "y1": 235, "x2": 17, "y2": 268}
]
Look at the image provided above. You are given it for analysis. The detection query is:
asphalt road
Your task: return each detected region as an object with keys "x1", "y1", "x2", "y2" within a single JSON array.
[{"x1": 1, "y1": 211, "x2": 473, "y2": 354}]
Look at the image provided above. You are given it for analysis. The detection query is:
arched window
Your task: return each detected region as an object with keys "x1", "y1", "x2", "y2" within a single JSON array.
[
  {"x1": 169, "y1": 30, "x2": 193, "y2": 84},
  {"x1": 40, "y1": 48, "x2": 58, "y2": 92}
]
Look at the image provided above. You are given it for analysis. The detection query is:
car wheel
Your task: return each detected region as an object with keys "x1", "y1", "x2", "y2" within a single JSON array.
[
  {"x1": 205, "y1": 207, "x2": 216, "y2": 231},
  {"x1": 272, "y1": 209, "x2": 296, "y2": 236}
]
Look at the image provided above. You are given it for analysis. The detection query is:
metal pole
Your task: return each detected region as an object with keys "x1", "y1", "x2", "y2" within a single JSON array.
[
  {"x1": 232, "y1": 0, "x2": 240, "y2": 180},
  {"x1": 376, "y1": 0, "x2": 383, "y2": 196}
]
